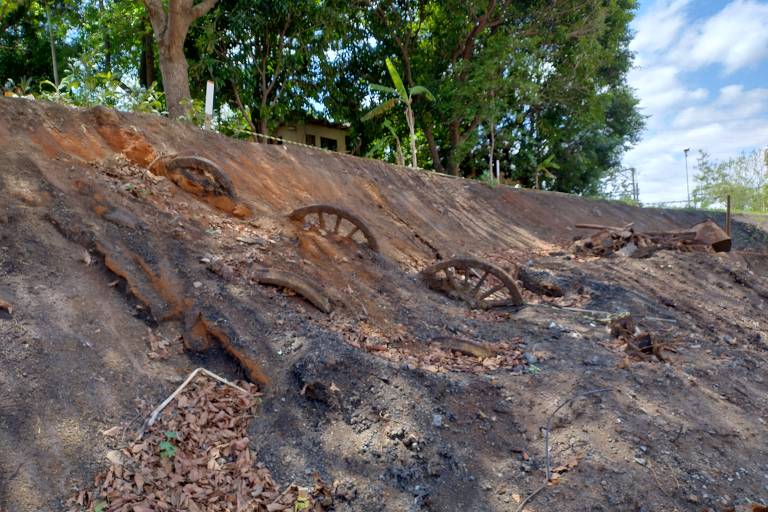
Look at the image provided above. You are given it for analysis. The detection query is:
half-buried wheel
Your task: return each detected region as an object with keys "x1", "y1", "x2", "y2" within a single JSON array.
[
  {"x1": 421, "y1": 258, "x2": 524, "y2": 309},
  {"x1": 288, "y1": 204, "x2": 379, "y2": 252}
]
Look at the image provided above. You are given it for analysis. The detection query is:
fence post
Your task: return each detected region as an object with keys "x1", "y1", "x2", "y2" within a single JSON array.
[
  {"x1": 204, "y1": 80, "x2": 214, "y2": 130},
  {"x1": 725, "y1": 194, "x2": 732, "y2": 236}
]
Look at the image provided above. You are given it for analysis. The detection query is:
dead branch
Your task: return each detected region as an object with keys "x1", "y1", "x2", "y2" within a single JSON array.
[
  {"x1": 137, "y1": 367, "x2": 250, "y2": 439},
  {"x1": 515, "y1": 388, "x2": 612, "y2": 512}
]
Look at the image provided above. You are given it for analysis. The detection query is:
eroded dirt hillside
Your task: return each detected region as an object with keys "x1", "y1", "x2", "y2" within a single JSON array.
[{"x1": 1, "y1": 98, "x2": 767, "y2": 512}]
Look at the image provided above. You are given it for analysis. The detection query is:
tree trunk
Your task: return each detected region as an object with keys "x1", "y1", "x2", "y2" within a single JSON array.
[
  {"x1": 406, "y1": 104, "x2": 417, "y2": 168},
  {"x1": 98, "y1": 0, "x2": 111, "y2": 72},
  {"x1": 445, "y1": 121, "x2": 461, "y2": 176},
  {"x1": 488, "y1": 120, "x2": 495, "y2": 178},
  {"x1": 45, "y1": 6, "x2": 59, "y2": 87},
  {"x1": 394, "y1": 136, "x2": 405, "y2": 166},
  {"x1": 143, "y1": 0, "x2": 219, "y2": 119},
  {"x1": 230, "y1": 80, "x2": 258, "y2": 140},
  {"x1": 258, "y1": 118, "x2": 268, "y2": 142},
  {"x1": 422, "y1": 118, "x2": 444, "y2": 173},
  {"x1": 139, "y1": 26, "x2": 156, "y2": 88},
  {"x1": 157, "y1": 44, "x2": 191, "y2": 118}
]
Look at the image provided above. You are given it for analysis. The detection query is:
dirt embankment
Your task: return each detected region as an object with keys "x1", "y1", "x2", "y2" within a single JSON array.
[{"x1": 1, "y1": 98, "x2": 767, "y2": 512}]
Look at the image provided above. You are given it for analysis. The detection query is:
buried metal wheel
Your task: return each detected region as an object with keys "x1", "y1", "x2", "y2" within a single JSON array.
[
  {"x1": 421, "y1": 258, "x2": 524, "y2": 309},
  {"x1": 149, "y1": 154, "x2": 235, "y2": 198},
  {"x1": 252, "y1": 268, "x2": 332, "y2": 313},
  {"x1": 288, "y1": 204, "x2": 379, "y2": 252}
]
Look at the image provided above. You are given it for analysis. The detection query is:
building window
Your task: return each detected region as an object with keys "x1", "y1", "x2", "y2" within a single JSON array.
[
  {"x1": 305, "y1": 134, "x2": 316, "y2": 146},
  {"x1": 320, "y1": 136, "x2": 338, "y2": 151}
]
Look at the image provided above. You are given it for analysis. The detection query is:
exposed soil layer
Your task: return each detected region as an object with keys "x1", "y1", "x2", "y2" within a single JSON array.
[{"x1": 1, "y1": 98, "x2": 767, "y2": 512}]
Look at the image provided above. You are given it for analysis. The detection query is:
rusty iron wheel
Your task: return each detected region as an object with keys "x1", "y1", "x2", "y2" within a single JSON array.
[
  {"x1": 288, "y1": 204, "x2": 379, "y2": 252},
  {"x1": 149, "y1": 154, "x2": 235, "y2": 198},
  {"x1": 251, "y1": 268, "x2": 332, "y2": 313},
  {"x1": 421, "y1": 257, "x2": 524, "y2": 309}
]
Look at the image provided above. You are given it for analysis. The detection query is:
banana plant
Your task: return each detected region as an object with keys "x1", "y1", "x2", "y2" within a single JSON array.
[
  {"x1": 382, "y1": 119, "x2": 405, "y2": 166},
  {"x1": 534, "y1": 154, "x2": 560, "y2": 190},
  {"x1": 362, "y1": 58, "x2": 434, "y2": 168}
]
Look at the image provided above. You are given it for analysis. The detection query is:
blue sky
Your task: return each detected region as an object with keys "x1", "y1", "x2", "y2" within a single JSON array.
[{"x1": 624, "y1": 0, "x2": 768, "y2": 203}]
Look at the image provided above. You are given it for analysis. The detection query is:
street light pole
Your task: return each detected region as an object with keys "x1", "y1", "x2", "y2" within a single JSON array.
[
  {"x1": 630, "y1": 167, "x2": 639, "y2": 202},
  {"x1": 683, "y1": 148, "x2": 691, "y2": 208}
]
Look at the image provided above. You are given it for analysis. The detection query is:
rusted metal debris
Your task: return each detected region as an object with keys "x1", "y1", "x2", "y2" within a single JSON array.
[
  {"x1": 289, "y1": 204, "x2": 380, "y2": 252},
  {"x1": 252, "y1": 268, "x2": 332, "y2": 313},
  {"x1": 609, "y1": 314, "x2": 669, "y2": 362},
  {"x1": 421, "y1": 257, "x2": 524, "y2": 309},
  {"x1": 690, "y1": 219, "x2": 731, "y2": 252},
  {"x1": 148, "y1": 154, "x2": 251, "y2": 217},
  {"x1": 572, "y1": 219, "x2": 731, "y2": 257}
]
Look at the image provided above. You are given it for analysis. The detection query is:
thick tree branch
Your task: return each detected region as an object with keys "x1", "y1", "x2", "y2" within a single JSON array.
[
  {"x1": 142, "y1": 0, "x2": 167, "y2": 41},
  {"x1": 190, "y1": 0, "x2": 218, "y2": 21},
  {"x1": 265, "y1": 14, "x2": 292, "y2": 99}
]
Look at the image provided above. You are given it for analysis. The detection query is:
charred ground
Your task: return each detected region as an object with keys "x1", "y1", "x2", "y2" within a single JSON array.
[{"x1": 1, "y1": 98, "x2": 767, "y2": 512}]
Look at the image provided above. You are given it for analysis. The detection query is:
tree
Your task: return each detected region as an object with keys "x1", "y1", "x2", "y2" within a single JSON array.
[
  {"x1": 193, "y1": 0, "x2": 328, "y2": 139},
  {"x1": 335, "y1": 0, "x2": 642, "y2": 190},
  {"x1": 362, "y1": 58, "x2": 434, "y2": 168},
  {"x1": 142, "y1": 0, "x2": 218, "y2": 118},
  {"x1": 693, "y1": 149, "x2": 768, "y2": 212},
  {"x1": 597, "y1": 166, "x2": 639, "y2": 204},
  {"x1": 1, "y1": 0, "x2": 81, "y2": 86}
]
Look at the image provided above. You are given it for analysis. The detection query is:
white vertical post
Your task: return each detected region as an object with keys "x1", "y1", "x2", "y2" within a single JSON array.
[
  {"x1": 204, "y1": 80, "x2": 215, "y2": 130},
  {"x1": 495, "y1": 159, "x2": 500, "y2": 183}
]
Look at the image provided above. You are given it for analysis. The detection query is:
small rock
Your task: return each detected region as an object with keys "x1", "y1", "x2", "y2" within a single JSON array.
[
  {"x1": 432, "y1": 414, "x2": 443, "y2": 428},
  {"x1": 634, "y1": 457, "x2": 646, "y2": 466},
  {"x1": 523, "y1": 352, "x2": 538, "y2": 365},
  {"x1": 235, "y1": 235, "x2": 267, "y2": 246},
  {"x1": 687, "y1": 494, "x2": 700, "y2": 504},
  {"x1": 616, "y1": 241, "x2": 637, "y2": 257},
  {"x1": 192, "y1": 281, "x2": 202, "y2": 288},
  {"x1": 583, "y1": 355, "x2": 607, "y2": 366},
  {"x1": 492, "y1": 401, "x2": 513, "y2": 415}
]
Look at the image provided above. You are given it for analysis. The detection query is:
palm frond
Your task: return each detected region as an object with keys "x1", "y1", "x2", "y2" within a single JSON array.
[
  {"x1": 361, "y1": 98, "x2": 398, "y2": 121},
  {"x1": 408, "y1": 85, "x2": 435, "y2": 101},
  {"x1": 385, "y1": 58, "x2": 408, "y2": 102},
  {"x1": 370, "y1": 83, "x2": 397, "y2": 95}
]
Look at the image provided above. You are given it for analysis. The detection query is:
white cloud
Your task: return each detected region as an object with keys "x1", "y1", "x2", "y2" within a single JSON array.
[
  {"x1": 628, "y1": 64, "x2": 708, "y2": 130},
  {"x1": 630, "y1": 0, "x2": 691, "y2": 57},
  {"x1": 623, "y1": 0, "x2": 768, "y2": 203},
  {"x1": 625, "y1": 116, "x2": 768, "y2": 202},
  {"x1": 670, "y1": 0, "x2": 768, "y2": 73},
  {"x1": 672, "y1": 85, "x2": 768, "y2": 127}
]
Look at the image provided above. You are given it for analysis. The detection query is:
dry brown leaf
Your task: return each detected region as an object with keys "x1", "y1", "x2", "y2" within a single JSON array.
[{"x1": 552, "y1": 455, "x2": 581, "y2": 475}]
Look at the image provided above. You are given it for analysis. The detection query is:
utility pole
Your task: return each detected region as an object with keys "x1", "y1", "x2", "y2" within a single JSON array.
[
  {"x1": 630, "y1": 167, "x2": 639, "y2": 202},
  {"x1": 683, "y1": 148, "x2": 691, "y2": 208},
  {"x1": 204, "y1": 80, "x2": 215, "y2": 130}
]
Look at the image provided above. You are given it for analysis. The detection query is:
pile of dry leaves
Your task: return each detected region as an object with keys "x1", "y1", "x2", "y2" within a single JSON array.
[
  {"x1": 401, "y1": 338, "x2": 525, "y2": 373},
  {"x1": 329, "y1": 319, "x2": 525, "y2": 374},
  {"x1": 68, "y1": 376, "x2": 332, "y2": 512}
]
